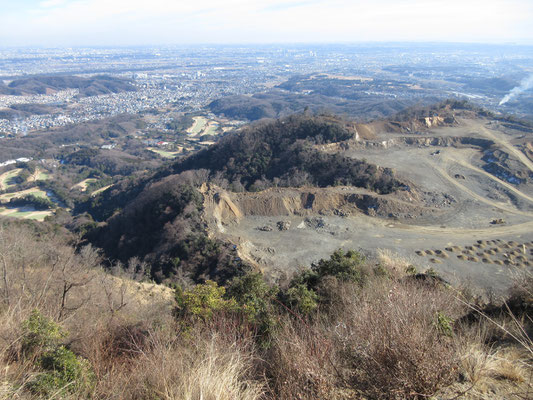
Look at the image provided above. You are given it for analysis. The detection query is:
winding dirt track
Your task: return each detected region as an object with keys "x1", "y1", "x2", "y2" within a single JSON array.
[
  {"x1": 406, "y1": 120, "x2": 533, "y2": 239},
  {"x1": 427, "y1": 159, "x2": 533, "y2": 217},
  {"x1": 478, "y1": 124, "x2": 533, "y2": 173},
  {"x1": 443, "y1": 151, "x2": 533, "y2": 205},
  {"x1": 412, "y1": 121, "x2": 533, "y2": 236},
  {"x1": 388, "y1": 219, "x2": 533, "y2": 237}
]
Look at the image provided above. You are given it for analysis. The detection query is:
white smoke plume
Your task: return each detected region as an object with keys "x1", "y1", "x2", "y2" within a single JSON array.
[{"x1": 499, "y1": 74, "x2": 533, "y2": 105}]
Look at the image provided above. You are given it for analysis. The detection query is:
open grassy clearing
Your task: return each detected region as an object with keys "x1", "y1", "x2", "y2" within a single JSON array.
[
  {"x1": 147, "y1": 147, "x2": 182, "y2": 158},
  {"x1": 0, "y1": 187, "x2": 49, "y2": 201},
  {"x1": 187, "y1": 116, "x2": 208, "y2": 135},
  {"x1": 23, "y1": 211, "x2": 54, "y2": 220},
  {"x1": 71, "y1": 178, "x2": 98, "y2": 191},
  {"x1": 0, "y1": 206, "x2": 53, "y2": 221},
  {"x1": 0, "y1": 168, "x2": 22, "y2": 190},
  {"x1": 1, "y1": 168, "x2": 50, "y2": 190},
  {"x1": 91, "y1": 184, "x2": 113, "y2": 197},
  {"x1": 37, "y1": 171, "x2": 50, "y2": 180},
  {"x1": 0, "y1": 188, "x2": 59, "y2": 222},
  {"x1": 203, "y1": 121, "x2": 220, "y2": 135},
  {"x1": 32, "y1": 168, "x2": 50, "y2": 182}
]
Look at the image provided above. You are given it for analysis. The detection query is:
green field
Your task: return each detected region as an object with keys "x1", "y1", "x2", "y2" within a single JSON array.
[
  {"x1": 0, "y1": 206, "x2": 53, "y2": 221},
  {"x1": 36, "y1": 171, "x2": 50, "y2": 181},
  {"x1": 204, "y1": 122, "x2": 220, "y2": 135},
  {"x1": 147, "y1": 148, "x2": 181, "y2": 158},
  {"x1": 72, "y1": 178, "x2": 98, "y2": 191},
  {"x1": 25, "y1": 212, "x2": 53, "y2": 220},
  {"x1": 0, "y1": 186, "x2": 56, "y2": 222},
  {"x1": 0, "y1": 188, "x2": 48, "y2": 201},
  {"x1": 0, "y1": 169, "x2": 22, "y2": 189},
  {"x1": 188, "y1": 117, "x2": 207, "y2": 135}
]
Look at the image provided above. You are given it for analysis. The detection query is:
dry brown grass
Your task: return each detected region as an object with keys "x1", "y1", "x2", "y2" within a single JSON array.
[
  {"x1": 266, "y1": 318, "x2": 340, "y2": 400},
  {"x1": 92, "y1": 326, "x2": 264, "y2": 400},
  {"x1": 0, "y1": 224, "x2": 263, "y2": 400},
  {"x1": 333, "y1": 278, "x2": 465, "y2": 399},
  {"x1": 438, "y1": 318, "x2": 532, "y2": 400},
  {"x1": 377, "y1": 249, "x2": 414, "y2": 275},
  {"x1": 459, "y1": 324, "x2": 529, "y2": 386},
  {"x1": 0, "y1": 225, "x2": 531, "y2": 400}
]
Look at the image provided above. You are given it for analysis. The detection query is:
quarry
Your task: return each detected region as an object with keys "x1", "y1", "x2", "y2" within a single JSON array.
[{"x1": 202, "y1": 116, "x2": 533, "y2": 293}]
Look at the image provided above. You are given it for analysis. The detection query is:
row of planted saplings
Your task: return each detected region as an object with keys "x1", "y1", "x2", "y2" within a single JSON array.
[{"x1": 416, "y1": 239, "x2": 533, "y2": 266}]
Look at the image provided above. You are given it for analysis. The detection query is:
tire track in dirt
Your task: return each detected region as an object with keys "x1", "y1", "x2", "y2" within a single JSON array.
[
  {"x1": 478, "y1": 125, "x2": 533, "y2": 173},
  {"x1": 441, "y1": 151, "x2": 533, "y2": 205},
  {"x1": 386, "y1": 219, "x2": 533, "y2": 237},
  {"x1": 426, "y1": 159, "x2": 533, "y2": 217}
]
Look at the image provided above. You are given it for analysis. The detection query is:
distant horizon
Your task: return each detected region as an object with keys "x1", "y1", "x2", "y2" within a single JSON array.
[
  {"x1": 2, "y1": 41, "x2": 533, "y2": 50},
  {"x1": 1, "y1": 0, "x2": 532, "y2": 47}
]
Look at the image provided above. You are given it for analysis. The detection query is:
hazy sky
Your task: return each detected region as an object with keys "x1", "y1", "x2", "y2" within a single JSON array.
[{"x1": 1, "y1": 0, "x2": 532, "y2": 46}]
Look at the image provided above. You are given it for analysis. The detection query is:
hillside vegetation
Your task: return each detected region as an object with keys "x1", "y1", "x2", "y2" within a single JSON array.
[
  {"x1": 0, "y1": 75, "x2": 137, "y2": 97},
  {"x1": 85, "y1": 173, "x2": 245, "y2": 284},
  {"x1": 0, "y1": 221, "x2": 530, "y2": 399},
  {"x1": 80, "y1": 114, "x2": 403, "y2": 283},
  {"x1": 173, "y1": 114, "x2": 401, "y2": 193}
]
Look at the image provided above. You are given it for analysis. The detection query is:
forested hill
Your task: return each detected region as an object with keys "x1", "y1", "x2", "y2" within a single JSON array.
[
  {"x1": 81, "y1": 113, "x2": 404, "y2": 284},
  {"x1": 84, "y1": 114, "x2": 403, "y2": 221},
  {"x1": 169, "y1": 114, "x2": 401, "y2": 193},
  {"x1": 0, "y1": 75, "x2": 137, "y2": 96}
]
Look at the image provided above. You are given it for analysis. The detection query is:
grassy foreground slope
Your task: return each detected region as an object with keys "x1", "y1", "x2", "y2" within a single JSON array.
[{"x1": 0, "y1": 220, "x2": 531, "y2": 399}]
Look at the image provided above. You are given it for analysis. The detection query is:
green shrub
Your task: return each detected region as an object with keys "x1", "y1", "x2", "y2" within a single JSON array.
[
  {"x1": 21, "y1": 311, "x2": 94, "y2": 396},
  {"x1": 287, "y1": 249, "x2": 368, "y2": 312},
  {"x1": 312, "y1": 249, "x2": 366, "y2": 284},
  {"x1": 425, "y1": 267, "x2": 439, "y2": 278},
  {"x1": 29, "y1": 346, "x2": 94, "y2": 396},
  {"x1": 286, "y1": 284, "x2": 318, "y2": 315},
  {"x1": 175, "y1": 280, "x2": 237, "y2": 321},
  {"x1": 405, "y1": 265, "x2": 418, "y2": 275},
  {"x1": 21, "y1": 310, "x2": 65, "y2": 355},
  {"x1": 226, "y1": 272, "x2": 279, "y2": 340},
  {"x1": 373, "y1": 264, "x2": 389, "y2": 278},
  {"x1": 435, "y1": 312, "x2": 454, "y2": 337},
  {"x1": 226, "y1": 273, "x2": 278, "y2": 323}
]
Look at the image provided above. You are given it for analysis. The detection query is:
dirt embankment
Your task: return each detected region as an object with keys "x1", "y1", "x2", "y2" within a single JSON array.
[
  {"x1": 200, "y1": 184, "x2": 437, "y2": 230},
  {"x1": 525, "y1": 142, "x2": 533, "y2": 163},
  {"x1": 357, "y1": 112, "x2": 459, "y2": 136},
  {"x1": 346, "y1": 135, "x2": 494, "y2": 150}
]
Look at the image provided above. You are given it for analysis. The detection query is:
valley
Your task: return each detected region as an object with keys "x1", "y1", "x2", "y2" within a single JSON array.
[{"x1": 0, "y1": 40, "x2": 532, "y2": 400}]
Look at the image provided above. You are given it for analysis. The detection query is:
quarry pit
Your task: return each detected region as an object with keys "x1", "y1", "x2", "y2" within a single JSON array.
[{"x1": 203, "y1": 117, "x2": 533, "y2": 293}]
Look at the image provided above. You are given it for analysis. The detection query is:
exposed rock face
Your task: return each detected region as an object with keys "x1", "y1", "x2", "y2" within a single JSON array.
[
  {"x1": 200, "y1": 184, "x2": 438, "y2": 231},
  {"x1": 350, "y1": 136, "x2": 494, "y2": 150},
  {"x1": 423, "y1": 116, "x2": 444, "y2": 128}
]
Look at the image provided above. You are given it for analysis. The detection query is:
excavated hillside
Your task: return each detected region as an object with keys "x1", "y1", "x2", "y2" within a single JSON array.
[
  {"x1": 84, "y1": 101, "x2": 533, "y2": 292},
  {"x1": 197, "y1": 106, "x2": 533, "y2": 292},
  {"x1": 84, "y1": 112, "x2": 406, "y2": 283},
  {"x1": 201, "y1": 184, "x2": 437, "y2": 228}
]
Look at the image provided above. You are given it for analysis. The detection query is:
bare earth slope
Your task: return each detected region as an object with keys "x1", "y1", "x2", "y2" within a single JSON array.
[{"x1": 203, "y1": 116, "x2": 533, "y2": 293}]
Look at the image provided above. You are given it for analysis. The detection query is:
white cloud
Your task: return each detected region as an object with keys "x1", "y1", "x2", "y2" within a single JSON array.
[{"x1": 1, "y1": 0, "x2": 532, "y2": 46}]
